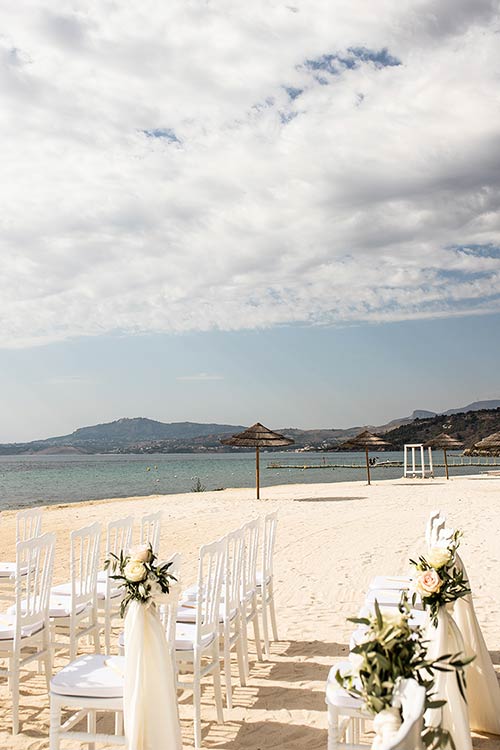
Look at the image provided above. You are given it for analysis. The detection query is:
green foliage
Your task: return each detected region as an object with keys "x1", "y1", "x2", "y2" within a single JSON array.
[
  {"x1": 105, "y1": 544, "x2": 177, "y2": 617},
  {"x1": 191, "y1": 477, "x2": 206, "y2": 492},
  {"x1": 337, "y1": 595, "x2": 473, "y2": 750}
]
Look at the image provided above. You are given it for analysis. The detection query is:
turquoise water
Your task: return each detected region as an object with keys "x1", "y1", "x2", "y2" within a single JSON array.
[{"x1": 0, "y1": 451, "x2": 490, "y2": 510}]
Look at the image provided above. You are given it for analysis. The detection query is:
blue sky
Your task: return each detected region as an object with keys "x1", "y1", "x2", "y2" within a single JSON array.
[
  {"x1": 1, "y1": 313, "x2": 499, "y2": 442},
  {"x1": 1, "y1": 1, "x2": 499, "y2": 441}
]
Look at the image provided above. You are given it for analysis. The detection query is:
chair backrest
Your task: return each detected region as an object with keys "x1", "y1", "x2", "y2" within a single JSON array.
[
  {"x1": 262, "y1": 511, "x2": 278, "y2": 582},
  {"x1": 15, "y1": 532, "x2": 55, "y2": 637},
  {"x1": 105, "y1": 516, "x2": 134, "y2": 560},
  {"x1": 241, "y1": 519, "x2": 260, "y2": 601},
  {"x1": 16, "y1": 508, "x2": 43, "y2": 543},
  {"x1": 166, "y1": 552, "x2": 181, "y2": 582},
  {"x1": 224, "y1": 528, "x2": 245, "y2": 618},
  {"x1": 382, "y1": 678, "x2": 426, "y2": 750},
  {"x1": 139, "y1": 510, "x2": 162, "y2": 552},
  {"x1": 195, "y1": 538, "x2": 225, "y2": 645},
  {"x1": 160, "y1": 581, "x2": 181, "y2": 651},
  {"x1": 70, "y1": 522, "x2": 101, "y2": 606}
]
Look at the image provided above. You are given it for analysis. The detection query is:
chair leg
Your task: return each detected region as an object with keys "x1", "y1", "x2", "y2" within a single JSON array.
[
  {"x1": 240, "y1": 611, "x2": 250, "y2": 681},
  {"x1": 212, "y1": 644, "x2": 225, "y2": 725},
  {"x1": 11, "y1": 657, "x2": 19, "y2": 735},
  {"x1": 269, "y1": 583, "x2": 279, "y2": 641},
  {"x1": 261, "y1": 589, "x2": 271, "y2": 657},
  {"x1": 193, "y1": 656, "x2": 202, "y2": 750},
  {"x1": 87, "y1": 709, "x2": 96, "y2": 750},
  {"x1": 50, "y1": 696, "x2": 62, "y2": 750},
  {"x1": 115, "y1": 710, "x2": 124, "y2": 736},
  {"x1": 235, "y1": 622, "x2": 247, "y2": 687},
  {"x1": 251, "y1": 602, "x2": 263, "y2": 662},
  {"x1": 223, "y1": 627, "x2": 233, "y2": 709}
]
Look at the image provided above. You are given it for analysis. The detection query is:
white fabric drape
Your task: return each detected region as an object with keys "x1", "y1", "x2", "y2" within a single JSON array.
[
  {"x1": 124, "y1": 599, "x2": 182, "y2": 750},
  {"x1": 453, "y1": 554, "x2": 500, "y2": 734},
  {"x1": 425, "y1": 605, "x2": 472, "y2": 750}
]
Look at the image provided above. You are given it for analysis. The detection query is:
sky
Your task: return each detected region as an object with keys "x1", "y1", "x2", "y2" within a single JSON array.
[{"x1": 1, "y1": 0, "x2": 499, "y2": 442}]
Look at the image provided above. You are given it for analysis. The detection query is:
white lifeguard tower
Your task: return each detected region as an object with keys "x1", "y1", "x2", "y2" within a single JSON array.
[{"x1": 403, "y1": 443, "x2": 434, "y2": 479}]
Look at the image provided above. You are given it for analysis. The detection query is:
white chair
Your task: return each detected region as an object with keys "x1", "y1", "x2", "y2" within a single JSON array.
[
  {"x1": 98, "y1": 516, "x2": 134, "y2": 652},
  {"x1": 50, "y1": 522, "x2": 101, "y2": 661},
  {"x1": 0, "y1": 508, "x2": 43, "y2": 599},
  {"x1": 0, "y1": 532, "x2": 55, "y2": 734},
  {"x1": 240, "y1": 519, "x2": 263, "y2": 679},
  {"x1": 326, "y1": 669, "x2": 426, "y2": 750},
  {"x1": 175, "y1": 538, "x2": 225, "y2": 749},
  {"x1": 139, "y1": 510, "x2": 162, "y2": 552},
  {"x1": 50, "y1": 653, "x2": 126, "y2": 748},
  {"x1": 257, "y1": 511, "x2": 279, "y2": 656}
]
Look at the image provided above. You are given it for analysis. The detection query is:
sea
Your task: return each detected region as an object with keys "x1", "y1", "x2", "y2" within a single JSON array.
[{"x1": 0, "y1": 450, "x2": 494, "y2": 511}]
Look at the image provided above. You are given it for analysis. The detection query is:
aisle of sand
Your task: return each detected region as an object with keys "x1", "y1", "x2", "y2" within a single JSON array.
[{"x1": 1, "y1": 475, "x2": 499, "y2": 749}]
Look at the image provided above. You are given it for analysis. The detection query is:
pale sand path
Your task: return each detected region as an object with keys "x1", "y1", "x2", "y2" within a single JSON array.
[{"x1": 0, "y1": 475, "x2": 499, "y2": 749}]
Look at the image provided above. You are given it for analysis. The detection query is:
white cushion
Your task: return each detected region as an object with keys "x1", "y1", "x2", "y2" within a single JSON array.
[
  {"x1": 365, "y1": 589, "x2": 422, "y2": 609},
  {"x1": 0, "y1": 562, "x2": 33, "y2": 579},
  {"x1": 175, "y1": 623, "x2": 215, "y2": 651},
  {"x1": 176, "y1": 604, "x2": 237, "y2": 624},
  {"x1": 96, "y1": 581, "x2": 122, "y2": 600},
  {"x1": 325, "y1": 663, "x2": 365, "y2": 709},
  {"x1": 0, "y1": 614, "x2": 44, "y2": 640},
  {"x1": 358, "y1": 604, "x2": 428, "y2": 629},
  {"x1": 368, "y1": 575, "x2": 412, "y2": 591},
  {"x1": 256, "y1": 571, "x2": 271, "y2": 588},
  {"x1": 48, "y1": 596, "x2": 90, "y2": 618},
  {"x1": 51, "y1": 654, "x2": 124, "y2": 698}
]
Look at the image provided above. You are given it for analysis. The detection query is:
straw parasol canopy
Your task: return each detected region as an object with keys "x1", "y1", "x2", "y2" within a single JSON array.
[
  {"x1": 335, "y1": 430, "x2": 392, "y2": 485},
  {"x1": 220, "y1": 422, "x2": 294, "y2": 499},
  {"x1": 474, "y1": 431, "x2": 500, "y2": 454},
  {"x1": 425, "y1": 433, "x2": 463, "y2": 480}
]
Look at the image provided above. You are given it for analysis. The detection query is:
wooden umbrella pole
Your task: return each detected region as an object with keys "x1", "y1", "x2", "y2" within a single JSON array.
[
  {"x1": 256, "y1": 446, "x2": 260, "y2": 499},
  {"x1": 444, "y1": 448, "x2": 449, "y2": 480},
  {"x1": 366, "y1": 447, "x2": 371, "y2": 485}
]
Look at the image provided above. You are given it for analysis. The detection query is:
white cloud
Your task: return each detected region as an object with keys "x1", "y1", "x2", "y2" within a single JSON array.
[{"x1": 1, "y1": 0, "x2": 499, "y2": 348}]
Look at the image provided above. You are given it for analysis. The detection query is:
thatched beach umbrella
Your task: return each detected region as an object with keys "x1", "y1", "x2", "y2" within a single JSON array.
[
  {"x1": 425, "y1": 433, "x2": 463, "y2": 480},
  {"x1": 474, "y1": 431, "x2": 500, "y2": 455},
  {"x1": 335, "y1": 430, "x2": 392, "y2": 485},
  {"x1": 221, "y1": 423, "x2": 294, "y2": 499}
]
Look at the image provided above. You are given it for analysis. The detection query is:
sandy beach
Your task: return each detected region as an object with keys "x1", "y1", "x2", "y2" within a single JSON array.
[{"x1": 1, "y1": 474, "x2": 500, "y2": 750}]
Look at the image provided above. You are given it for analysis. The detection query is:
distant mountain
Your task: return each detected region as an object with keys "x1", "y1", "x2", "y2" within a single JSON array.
[
  {"x1": 442, "y1": 400, "x2": 500, "y2": 416},
  {"x1": 383, "y1": 407, "x2": 500, "y2": 449},
  {"x1": 1, "y1": 400, "x2": 498, "y2": 455}
]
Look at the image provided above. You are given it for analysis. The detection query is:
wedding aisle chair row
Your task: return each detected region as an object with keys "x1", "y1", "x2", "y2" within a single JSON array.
[
  {"x1": 0, "y1": 509, "x2": 163, "y2": 734},
  {"x1": 326, "y1": 508, "x2": 500, "y2": 750}
]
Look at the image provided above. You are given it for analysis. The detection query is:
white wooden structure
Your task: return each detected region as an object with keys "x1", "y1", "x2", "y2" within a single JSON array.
[{"x1": 403, "y1": 444, "x2": 433, "y2": 479}]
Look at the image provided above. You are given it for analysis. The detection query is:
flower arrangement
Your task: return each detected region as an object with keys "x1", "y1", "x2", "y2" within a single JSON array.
[
  {"x1": 337, "y1": 596, "x2": 472, "y2": 749},
  {"x1": 410, "y1": 530, "x2": 470, "y2": 626},
  {"x1": 104, "y1": 543, "x2": 176, "y2": 616}
]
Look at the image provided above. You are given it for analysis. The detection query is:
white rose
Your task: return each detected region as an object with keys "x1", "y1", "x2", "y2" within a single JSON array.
[
  {"x1": 129, "y1": 545, "x2": 152, "y2": 563},
  {"x1": 427, "y1": 547, "x2": 451, "y2": 569},
  {"x1": 349, "y1": 651, "x2": 364, "y2": 674},
  {"x1": 124, "y1": 560, "x2": 147, "y2": 582}
]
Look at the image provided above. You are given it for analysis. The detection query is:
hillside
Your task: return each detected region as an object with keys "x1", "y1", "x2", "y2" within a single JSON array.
[{"x1": 383, "y1": 408, "x2": 500, "y2": 449}]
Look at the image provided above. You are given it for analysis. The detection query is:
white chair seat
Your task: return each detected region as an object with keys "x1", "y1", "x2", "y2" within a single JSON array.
[
  {"x1": 0, "y1": 615, "x2": 44, "y2": 640},
  {"x1": 175, "y1": 622, "x2": 215, "y2": 651},
  {"x1": 52, "y1": 580, "x2": 121, "y2": 601},
  {"x1": 176, "y1": 604, "x2": 237, "y2": 624},
  {"x1": 48, "y1": 597, "x2": 90, "y2": 618},
  {"x1": 255, "y1": 570, "x2": 271, "y2": 588},
  {"x1": 0, "y1": 562, "x2": 33, "y2": 578},
  {"x1": 358, "y1": 603, "x2": 428, "y2": 629},
  {"x1": 368, "y1": 575, "x2": 412, "y2": 591},
  {"x1": 51, "y1": 654, "x2": 125, "y2": 698},
  {"x1": 325, "y1": 664, "x2": 365, "y2": 710},
  {"x1": 365, "y1": 588, "x2": 422, "y2": 609},
  {"x1": 97, "y1": 570, "x2": 107, "y2": 582}
]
